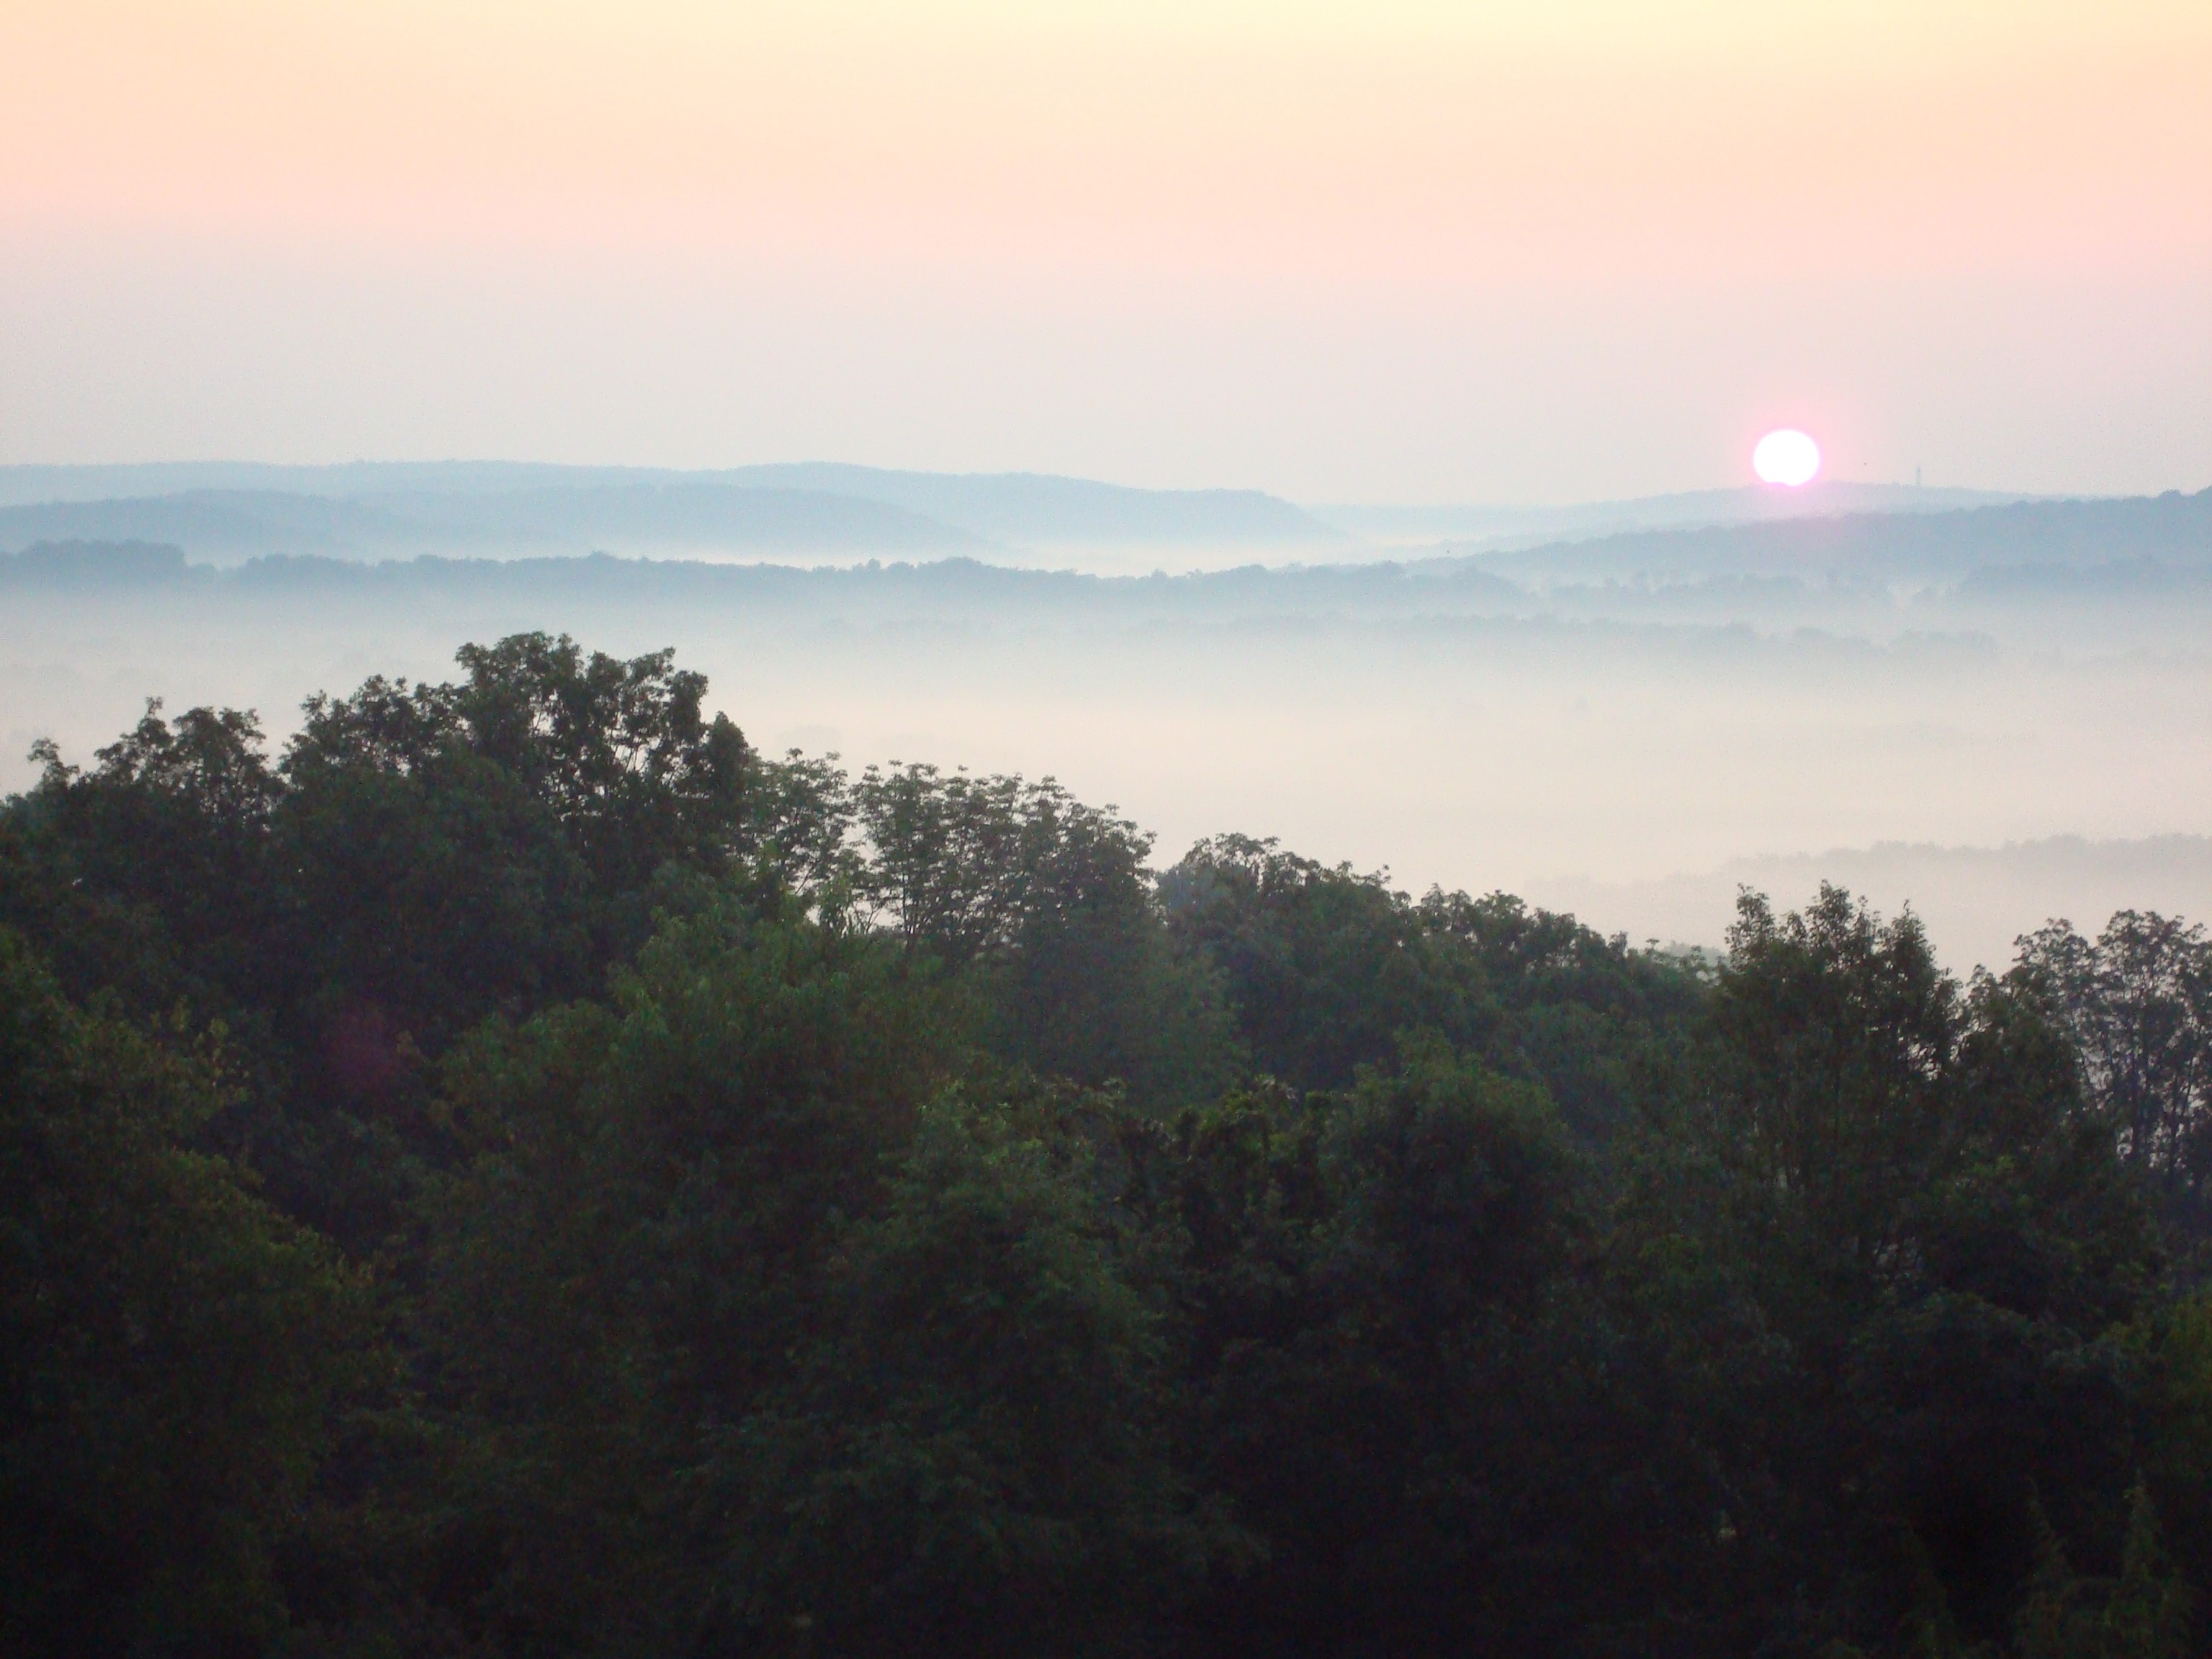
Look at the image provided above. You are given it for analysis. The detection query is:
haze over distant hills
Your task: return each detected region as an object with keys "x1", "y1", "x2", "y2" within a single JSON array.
[
  {"x1": 3, "y1": 465, "x2": 2203, "y2": 598},
  {"x1": 1, "y1": 462, "x2": 2164, "y2": 576},
  {"x1": 8, "y1": 480, "x2": 2207, "y2": 618},
  {"x1": 0, "y1": 484, "x2": 992, "y2": 565},
  {"x1": 0, "y1": 462, "x2": 1342, "y2": 568},
  {"x1": 1446, "y1": 485, "x2": 2212, "y2": 585},
  {"x1": 1314, "y1": 480, "x2": 2041, "y2": 552}
]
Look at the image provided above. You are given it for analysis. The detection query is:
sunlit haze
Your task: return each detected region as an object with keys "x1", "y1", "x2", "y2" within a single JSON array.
[{"x1": 4, "y1": 0, "x2": 2209, "y2": 498}]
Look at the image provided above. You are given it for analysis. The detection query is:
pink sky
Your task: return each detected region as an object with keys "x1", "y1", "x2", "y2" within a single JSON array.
[{"x1": 3, "y1": 0, "x2": 2208, "y2": 498}]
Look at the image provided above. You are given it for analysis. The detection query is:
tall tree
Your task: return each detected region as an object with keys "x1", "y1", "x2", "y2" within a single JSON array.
[
  {"x1": 2018, "y1": 911, "x2": 2212, "y2": 1253},
  {"x1": 1611, "y1": 887, "x2": 2157, "y2": 1653}
]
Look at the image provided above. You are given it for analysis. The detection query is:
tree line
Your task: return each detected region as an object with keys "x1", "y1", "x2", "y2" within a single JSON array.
[{"x1": 1, "y1": 633, "x2": 2208, "y2": 1658}]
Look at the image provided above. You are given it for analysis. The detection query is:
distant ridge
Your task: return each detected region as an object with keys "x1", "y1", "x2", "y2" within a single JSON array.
[
  {"x1": 0, "y1": 485, "x2": 987, "y2": 565},
  {"x1": 9, "y1": 487, "x2": 2210, "y2": 604},
  {"x1": 0, "y1": 543, "x2": 1532, "y2": 621},
  {"x1": 0, "y1": 462, "x2": 1343, "y2": 563},
  {"x1": 3, "y1": 464, "x2": 2200, "y2": 575},
  {"x1": 719, "y1": 464, "x2": 1338, "y2": 547},
  {"x1": 1438, "y1": 485, "x2": 2212, "y2": 583},
  {"x1": 1310, "y1": 481, "x2": 2042, "y2": 552}
]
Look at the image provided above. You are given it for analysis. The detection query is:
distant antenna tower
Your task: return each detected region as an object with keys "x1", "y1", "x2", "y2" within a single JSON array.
[{"x1": 1915, "y1": 466, "x2": 1923, "y2": 488}]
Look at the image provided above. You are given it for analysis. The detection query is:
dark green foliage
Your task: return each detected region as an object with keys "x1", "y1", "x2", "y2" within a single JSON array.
[
  {"x1": 0, "y1": 930, "x2": 373, "y2": 1657},
  {"x1": 1419, "y1": 885, "x2": 1709, "y2": 1141},
  {"x1": 1150, "y1": 1041, "x2": 1616, "y2": 1655},
  {"x1": 2017, "y1": 912, "x2": 2212, "y2": 1258},
  {"x1": 413, "y1": 901, "x2": 959, "y2": 1653},
  {"x1": 1, "y1": 634, "x2": 758, "y2": 1254},
  {"x1": 2013, "y1": 1485, "x2": 2193, "y2": 1659},
  {"x1": 2, "y1": 636, "x2": 749, "y2": 1047},
  {"x1": 1162, "y1": 835, "x2": 1701, "y2": 1138},
  {"x1": 8, "y1": 703, "x2": 283, "y2": 1016},
  {"x1": 281, "y1": 632, "x2": 750, "y2": 1035},
  {"x1": 2139, "y1": 1291, "x2": 2212, "y2": 1634},
  {"x1": 853, "y1": 765, "x2": 1240, "y2": 1111},
  {"x1": 3, "y1": 638, "x2": 2208, "y2": 1658},
  {"x1": 714, "y1": 1087, "x2": 1242, "y2": 1658},
  {"x1": 1599, "y1": 889, "x2": 2164, "y2": 1653},
  {"x1": 1163, "y1": 835, "x2": 1483, "y2": 1092}
]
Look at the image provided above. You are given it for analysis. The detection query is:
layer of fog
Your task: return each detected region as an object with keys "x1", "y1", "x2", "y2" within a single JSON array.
[{"x1": 5, "y1": 492, "x2": 2207, "y2": 971}]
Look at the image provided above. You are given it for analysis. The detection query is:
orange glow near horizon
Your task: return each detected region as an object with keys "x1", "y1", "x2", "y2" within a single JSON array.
[{"x1": 6, "y1": 1, "x2": 2208, "y2": 282}]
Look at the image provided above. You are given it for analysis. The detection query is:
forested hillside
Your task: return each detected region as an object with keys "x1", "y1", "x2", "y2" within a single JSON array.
[{"x1": 3, "y1": 634, "x2": 2208, "y2": 1658}]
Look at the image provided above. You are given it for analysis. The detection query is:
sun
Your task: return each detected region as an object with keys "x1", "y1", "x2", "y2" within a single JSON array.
[{"x1": 1753, "y1": 428, "x2": 1822, "y2": 487}]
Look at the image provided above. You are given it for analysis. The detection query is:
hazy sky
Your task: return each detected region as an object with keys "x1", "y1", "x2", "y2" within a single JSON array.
[{"x1": 4, "y1": 1, "x2": 2208, "y2": 500}]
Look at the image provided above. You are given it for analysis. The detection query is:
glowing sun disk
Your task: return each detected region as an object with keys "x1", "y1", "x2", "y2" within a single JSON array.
[{"x1": 1753, "y1": 428, "x2": 1821, "y2": 487}]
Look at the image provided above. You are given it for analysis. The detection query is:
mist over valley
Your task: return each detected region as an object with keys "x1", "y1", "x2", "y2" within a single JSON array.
[{"x1": 8, "y1": 469, "x2": 2206, "y2": 969}]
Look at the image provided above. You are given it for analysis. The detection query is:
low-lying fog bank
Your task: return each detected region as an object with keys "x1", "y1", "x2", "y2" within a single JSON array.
[
  {"x1": 1527, "y1": 835, "x2": 2212, "y2": 974},
  {"x1": 4, "y1": 518, "x2": 2205, "y2": 970}
]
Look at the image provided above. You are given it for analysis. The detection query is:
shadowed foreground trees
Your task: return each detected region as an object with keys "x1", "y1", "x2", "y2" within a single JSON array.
[
  {"x1": 0, "y1": 931, "x2": 372, "y2": 1655},
  {"x1": 1, "y1": 634, "x2": 2208, "y2": 1658},
  {"x1": 2018, "y1": 911, "x2": 2212, "y2": 1257}
]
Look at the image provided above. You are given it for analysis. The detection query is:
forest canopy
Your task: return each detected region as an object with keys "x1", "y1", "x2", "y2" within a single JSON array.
[{"x1": 2, "y1": 633, "x2": 2208, "y2": 1658}]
